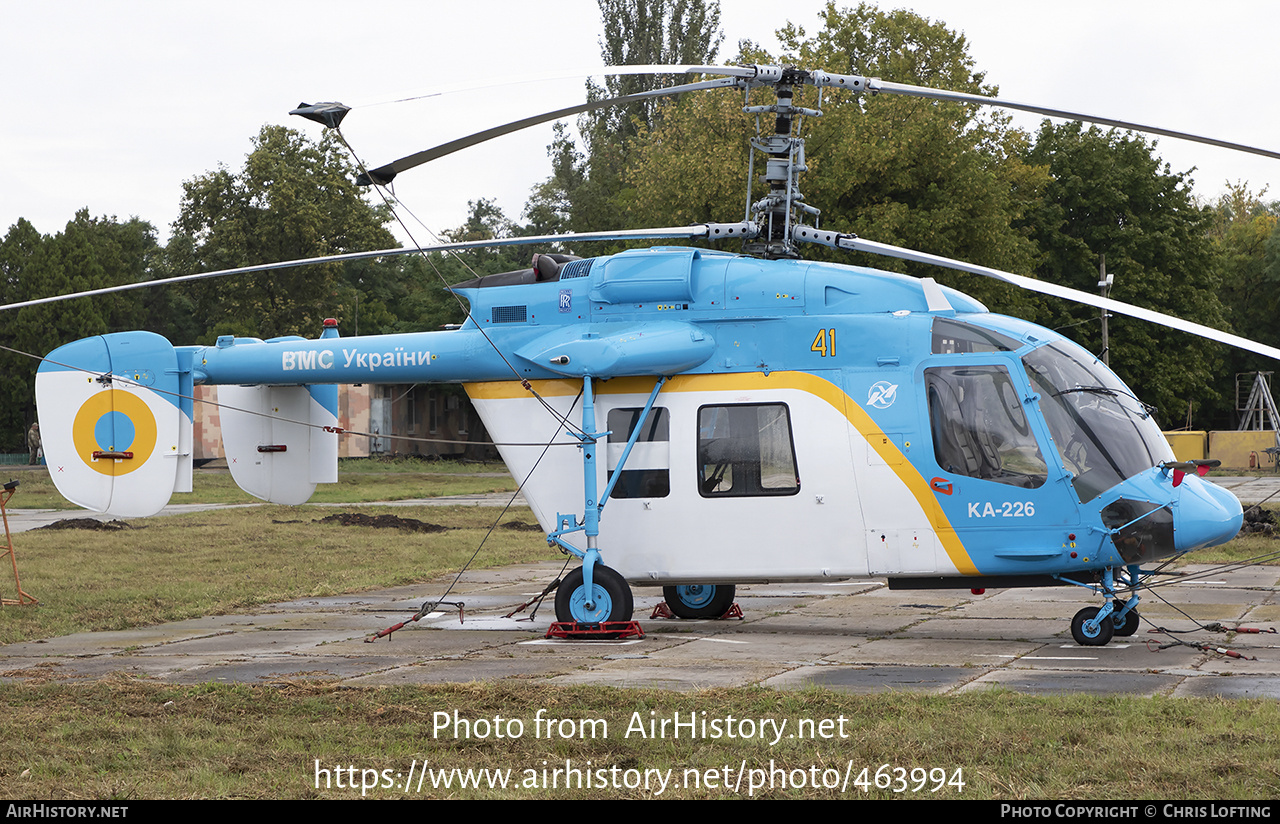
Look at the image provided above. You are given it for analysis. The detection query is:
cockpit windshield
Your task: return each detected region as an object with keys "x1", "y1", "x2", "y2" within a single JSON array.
[{"x1": 1023, "y1": 342, "x2": 1172, "y2": 503}]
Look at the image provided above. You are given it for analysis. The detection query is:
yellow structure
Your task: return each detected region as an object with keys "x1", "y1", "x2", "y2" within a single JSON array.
[
  {"x1": 1163, "y1": 431, "x2": 1207, "y2": 462},
  {"x1": 1206, "y1": 430, "x2": 1280, "y2": 470}
]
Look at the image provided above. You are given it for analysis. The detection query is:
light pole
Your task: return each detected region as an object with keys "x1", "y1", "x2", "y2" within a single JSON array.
[{"x1": 1099, "y1": 254, "x2": 1114, "y2": 367}]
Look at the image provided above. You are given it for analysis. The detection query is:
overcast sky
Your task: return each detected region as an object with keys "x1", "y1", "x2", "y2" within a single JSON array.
[{"x1": 4, "y1": 0, "x2": 1277, "y2": 249}]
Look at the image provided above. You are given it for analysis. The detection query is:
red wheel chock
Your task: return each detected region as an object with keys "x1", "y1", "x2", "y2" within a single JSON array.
[
  {"x1": 546, "y1": 621, "x2": 645, "y2": 640},
  {"x1": 649, "y1": 603, "x2": 743, "y2": 620}
]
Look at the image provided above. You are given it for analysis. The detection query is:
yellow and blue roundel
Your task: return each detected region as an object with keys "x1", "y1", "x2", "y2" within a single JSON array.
[
  {"x1": 71, "y1": 389, "x2": 158, "y2": 476},
  {"x1": 37, "y1": 331, "x2": 186, "y2": 516}
]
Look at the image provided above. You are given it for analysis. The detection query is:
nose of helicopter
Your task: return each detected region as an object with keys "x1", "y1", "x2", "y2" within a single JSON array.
[{"x1": 1174, "y1": 477, "x2": 1244, "y2": 553}]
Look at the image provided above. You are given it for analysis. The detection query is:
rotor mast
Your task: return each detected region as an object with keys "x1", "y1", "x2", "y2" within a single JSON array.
[{"x1": 741, "y1": 67, "x2": 821, "y2": 259}]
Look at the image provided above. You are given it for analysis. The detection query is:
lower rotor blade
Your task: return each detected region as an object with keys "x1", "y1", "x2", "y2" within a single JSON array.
[{"x1": 0, "y1": 224, "x2": 755, "y2": 313}]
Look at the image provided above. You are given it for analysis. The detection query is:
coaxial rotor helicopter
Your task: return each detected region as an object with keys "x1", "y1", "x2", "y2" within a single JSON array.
[{"x1": 14, "y1": 63, "x2": 1280, "y2": 645}]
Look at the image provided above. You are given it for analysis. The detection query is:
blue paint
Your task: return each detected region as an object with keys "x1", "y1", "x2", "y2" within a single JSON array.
[
  {"x1": 95, "y1": 410, "x2": 134, "y2": 451},
  {"x1": 36, "y1": 242, "x2": 1246, "y2": 647},
  {"x1": 675, "y1": 585, "x2": 715, "y2": 609}
]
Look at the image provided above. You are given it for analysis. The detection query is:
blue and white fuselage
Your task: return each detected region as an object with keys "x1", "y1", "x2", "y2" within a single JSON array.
[{"x1": 37, "y1": 246, "x2": 1242, "y2": 595}]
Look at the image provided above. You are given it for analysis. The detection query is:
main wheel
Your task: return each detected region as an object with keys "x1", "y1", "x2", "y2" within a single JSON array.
[
  {"x1": 1071, "y1": 606, "x2": 1115, "y2": 646},
  {"x1": 1112, "y1": 604, "x2": 1140, "y2": 637},
  {"x1": 555, "y1": 564, "x2": 633, "y2": 627},
  {"x1": 662, "y1": 584, "x2": 736, "y2": 619}
]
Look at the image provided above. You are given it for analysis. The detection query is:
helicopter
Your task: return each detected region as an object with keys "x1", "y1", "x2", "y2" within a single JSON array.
[{"x1": 18, "y1": 63, "x2": 1280, "y2": 646}]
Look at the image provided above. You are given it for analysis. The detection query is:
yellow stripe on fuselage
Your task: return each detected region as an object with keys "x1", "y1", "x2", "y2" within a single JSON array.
[{"x1": 465, "y1": 372, "x2": 977, "y2": 575}]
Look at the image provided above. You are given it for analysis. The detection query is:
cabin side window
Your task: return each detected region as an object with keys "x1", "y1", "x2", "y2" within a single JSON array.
[
  {"x1": 697, "y1": 403, "x2": 800, "y2": 497},
  {"x1": 606, "y1": 407, "x2": 670, "y2": 498},
  {"x1": 925, "y1": 365, "x2": 1048, "y2": 489}
]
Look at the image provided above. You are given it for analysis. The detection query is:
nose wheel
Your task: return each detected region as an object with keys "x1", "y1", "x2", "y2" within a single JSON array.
[
  {"x1": 1072, "y1": 606, "x2": 1115, "y2": 646},
  {"x1": 1112, "y1": 600, "x2": 1140, "y2": 637},
  {"x1": 1067, "y1": 567, "x2": 1146, "y2": 646}
]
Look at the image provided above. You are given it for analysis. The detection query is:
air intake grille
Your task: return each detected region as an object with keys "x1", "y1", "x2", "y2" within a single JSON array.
[
  {"x1": 559, "y1": 259, "x2": 594, "y2": 279},
  {"x1": 491, "y1": 305, "x2": 528, "y2": 324}
]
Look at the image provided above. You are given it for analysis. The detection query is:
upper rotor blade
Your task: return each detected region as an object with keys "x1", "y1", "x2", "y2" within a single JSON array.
[
  {"x1": 357, "y1": 75, "x2": 742, "y2": 185},
  {"x1": 866, "y1": 78, "x2": 1280, "y2": 161},
  {"x1": 370, "y1": 63, "x2": 758, "y2": 104},
  {"x1": 0, "y1": 223, "x2": 755, "y2": 313},
  {"x1": 842, "y1": 236, "x2": 1280, "y2": 361}
]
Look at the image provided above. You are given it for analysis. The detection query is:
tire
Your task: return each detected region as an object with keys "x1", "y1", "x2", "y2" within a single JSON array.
[
  {"x1": 1071, "y1": 606, "x2": 1115, "y2": 646},
  {"x1": 662, "y1": 584, "x2": 736, "y2": 619},
  {"x1": 555, "y1": 564, "x2": 634, "y2": 627},
  {"x1": 1113, "y1": 605, "x2": 1140, "y2": 637}
]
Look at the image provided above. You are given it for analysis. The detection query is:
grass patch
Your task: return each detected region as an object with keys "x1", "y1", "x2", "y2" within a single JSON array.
[
  {"x1": 2, "y1": 459, "x2": 518, "y2": 510},
  {"x1": 1188, "y1": 533, "x2": 1280, "y2": 566},
  {"x1": 0, "y1": 504, "x2": 557, "y2": 644},
  {"x1": 0, "y1": 681, "x2": 1276, "y2": 799},
  {"x1": 1, "y1": 467, "x2": 1278, "y2": 799}
]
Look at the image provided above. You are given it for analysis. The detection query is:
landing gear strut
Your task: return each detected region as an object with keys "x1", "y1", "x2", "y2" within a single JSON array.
[
  {"x1": 543, "y1": 375, "x2": 658, "y2": 639},
  {"x1": 1066, "y1": 566, "x2": 1142, "y2": 646}
]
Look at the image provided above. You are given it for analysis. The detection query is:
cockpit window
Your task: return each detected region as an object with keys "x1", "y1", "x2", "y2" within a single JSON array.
[
  {"x1": 925, "y1": 365, "x2": 1048, "y2": 488},
  {"x1": 932, "y1": 318, "x2": 1022, "y2": 354},
  {"x1": 1023, "y1": 342, "x2": 1172, "y2": 503}
]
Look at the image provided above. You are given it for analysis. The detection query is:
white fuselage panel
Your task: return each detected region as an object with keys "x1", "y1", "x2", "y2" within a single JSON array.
[{"x1": 468, "y1": 373, "x2": 968, "y2": 585}]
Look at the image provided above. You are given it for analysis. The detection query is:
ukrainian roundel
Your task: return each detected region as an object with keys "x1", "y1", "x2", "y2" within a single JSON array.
[
  {"x1": 36, "y1": 332, "x2": 188, "y2": 517},
  {"x1": 71, "y1": 388, "x2": 158, "y2": 476}
]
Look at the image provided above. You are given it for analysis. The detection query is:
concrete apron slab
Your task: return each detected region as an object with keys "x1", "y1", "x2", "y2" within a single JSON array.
[{"x1": 1, "y1": 563, "x2": 1276, "y2": 697}]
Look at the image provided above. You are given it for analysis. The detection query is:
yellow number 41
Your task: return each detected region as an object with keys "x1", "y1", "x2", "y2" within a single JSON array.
[{"x1": 810, "y1": 328, "x2": 836, "y2": 357}]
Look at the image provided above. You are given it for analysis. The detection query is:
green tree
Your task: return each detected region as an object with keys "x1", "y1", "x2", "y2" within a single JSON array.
[
  {"x1": 377, "y1": 199, "x2": 534, "y2": 336},
  {"x1": 587, "y1": 0, "x2": 723, "y2": 143},
  {"x1": 525, "y1": 0, "x2": 724, "y2": 237},
  {"x1": 1208, "y1": 183, "x2": 1280, "y2": 402},
  {"x1": 1022, "y1": 122, "x2": 1229, "y2": 427},
  {"x1": 524, "y1": 123, "x2": 588, "y2": 237},
  {"x1": 0, "y1": 212, "x2": 160, "y2": 449},
  {"x1": 167, "y1": 125, "x2": 397, "y2": 340}
]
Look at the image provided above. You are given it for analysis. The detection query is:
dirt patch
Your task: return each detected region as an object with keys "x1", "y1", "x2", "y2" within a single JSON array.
[
  {"x1": 0, "y1": 661, "x2": 66, "y2": 684},
  {"x1": 1242, "y1": 506, "x2": 1276, "y2": 536},
  {"x1": 500, "y1": 520, "x2": 543, "y2": 532},
  {"x1": 33, "y1": 519, "x2": 138, "y2": 531},
  {"x1": 314, "y1": 513, "x2": 448, "y2": 533}
]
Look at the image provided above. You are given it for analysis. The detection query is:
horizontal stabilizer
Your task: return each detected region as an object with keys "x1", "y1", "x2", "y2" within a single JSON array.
[
  {"x1": 219, "y1": 384, "x2": 338, "y2": 505},
  {"x1": 35, "y1": 332, "x2": 192, "y2": 517}
]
